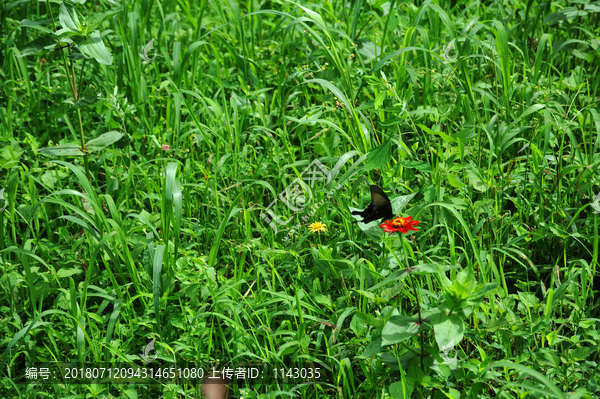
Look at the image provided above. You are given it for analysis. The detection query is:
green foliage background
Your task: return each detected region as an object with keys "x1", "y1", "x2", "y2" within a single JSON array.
[{"x1": 0, "y1": 0, "x2": 599, "y2": 397}]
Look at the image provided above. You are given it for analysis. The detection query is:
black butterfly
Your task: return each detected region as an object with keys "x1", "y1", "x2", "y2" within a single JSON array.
[{"x1": 351, "y1": 185, "x2": 395, "y2": 223}]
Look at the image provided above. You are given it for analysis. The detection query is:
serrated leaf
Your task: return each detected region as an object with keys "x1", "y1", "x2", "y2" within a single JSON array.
[
  {"x1": 36, "y1": 144, "x2": 84, "y2": 156},
  {"x1": 17, "y1": 35, "x2": 58, "y2": 57},
  {"x1": 446, "y1": 173, "x2": 465, "y2": 188},
  {"x1": 59, "y1": 3, "x2": 82, "y2": 33},
  {"x1": 465, "y1": 164, "x2": 489, "y2": 192},
  {"x1": 85, "y1": 131, "x2": 123, "y2": 152},
  {"x1": 85, "y1": 8, "x2": 121, "y2": 33},
  {"x1": 374, "y1": 91, "x2": 386, "y2": 110},
  {"x1": 423, "y1": 184, "x2": 436, "y2": 202},
  {"x1": 363, "y1": 140, "x2": 392, "y2": 171},
  {"x1": 78, "y1": 30, "x2": 113, "y2": 65}
]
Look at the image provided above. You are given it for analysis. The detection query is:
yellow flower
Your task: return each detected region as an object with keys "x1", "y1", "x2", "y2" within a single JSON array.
[{"x1": 308, "y1": 222, "x2": 327, "y2": 234}]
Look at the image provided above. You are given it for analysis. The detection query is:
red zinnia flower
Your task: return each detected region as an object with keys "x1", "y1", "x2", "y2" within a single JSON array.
[{"x1": 379, "y1": 216, "x2": 420, "y2": 234}]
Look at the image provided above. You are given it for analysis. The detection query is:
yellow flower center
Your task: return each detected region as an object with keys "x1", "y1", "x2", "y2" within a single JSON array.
[
  {"x1": 308, "y1": 222, "x2": 327, "y2": 234},
  {"x1": 392, "y1": 218, "x2": 407, "y2": 228}
]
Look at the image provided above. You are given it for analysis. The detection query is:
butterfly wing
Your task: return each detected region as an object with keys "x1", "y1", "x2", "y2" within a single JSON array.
[
  {"x1": 351, "y1": 185, "x2": 394, "y2": 223},
  {"x1": 368, "y1": 185, "x2": 394, "y2": 222}
]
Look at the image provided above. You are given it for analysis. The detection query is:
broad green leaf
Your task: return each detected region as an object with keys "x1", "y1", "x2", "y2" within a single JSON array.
[
  {"x1": 85, "y1": 131, "x2": 123, "y2": 152},
  {"x1": 390, "y1": 191, "x2": 418, "y2": 215},
  {"x1": 363, "y1": 140, "x2": 392, "y2": 171},
  {"x1": 57, "y1": 268, "x2": 80, "y2": 278},
  {"x1": 59, "y1": 3, "x2": 82, "y2": 33},
  {"x1": 17, "y1": 35, "x2": 58, "y2": 57},
  {"x1": 381, "y1": 315, "x2": 420, "y2": 345},
  {"x1": 78, "y1": 30, "x2": 113, "y2": 65},
  {"x1": 389, "y1": 380, "x2": 415, "y2": 399},
  {"x1": 313, "y1": 294, "x2": 333, "y2": 309},
  {"x1": 422, "y1": 184, "x2": 436, "y2": 202},
  {"x1": 444, "y1": 279, "x2": 470, "y2": 308},
  {"x1": 431, "y1": 311, "x2": 464, "y2": 350},
  {"x1": 403, "y1": 263, "x2": 443, "y2": 274},
  {"x1": 561, "y1": 75, "x2": 584, "y2": 90},
  {"x1": 36, "y1": 144, "x2": 84, "y2": 156},
  {"x1": 84, "y1": 8, "x2": 122, "y2": 33},
  {"x1": 374, "y1": 91, "x2": 387, "y2": 110},
  {"x1": 398, "y1": 160, "x2": 433, "y2": 174},
  {"x1": 465, "y1": 164, "x2": 489, "y2": 192},
  {"x1": 447, "y1": 173, "x2": 465, "y2": 189},
  {"x1": 362, "y1": 336, "x2": 383, "y2": 357},
  {"x1": 356, "y1": 312, "x2": 384, "y2": 330},
  {"x1": 352, "y1": 214, "x2": 385, "y2": 240},
  {"x1": 586, "y1": 3, "x2": 600, "y2": 12},
  {"x1": 466, "y1": 283, "x2": 498, "y2": 305},
  {"x1": 54, "y1": 28, "x2": 82, "y2": 40},
  {"x1": 534, "y1": 349, "x2": 560, "y2": 368},
  {"x1": 546, "y1": 330, "x2": 558, "y2": 346},
  {"x1": 453, "y1": 127, "x2": 477, "y2": 142},
  {"x1": 486, "y1": 318, "x2": 509, "y2": 332},
  {"x1": 20, "y1": 18, "x2": 52, "y2": 33},
  {"x1": 350, "y1": 315, "x2": 365, "y2": 338},
  {"x1": 579, "y1": 318, "x2": 600, "y2": 328}
]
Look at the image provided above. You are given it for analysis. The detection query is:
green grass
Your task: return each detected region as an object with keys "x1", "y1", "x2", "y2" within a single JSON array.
[{"x1": 1, "y1": 0, "x2": 600, "y2": 397}]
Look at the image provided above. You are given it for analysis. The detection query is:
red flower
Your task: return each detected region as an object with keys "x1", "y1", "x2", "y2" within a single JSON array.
[{"x1": 379, "y1": 216, "x2": 420, "y2": 234}]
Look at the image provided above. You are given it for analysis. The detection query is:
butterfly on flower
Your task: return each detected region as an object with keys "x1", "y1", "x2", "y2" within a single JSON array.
[{"x1": 351, "y1": 185, "x2": 395, "y2": 224}]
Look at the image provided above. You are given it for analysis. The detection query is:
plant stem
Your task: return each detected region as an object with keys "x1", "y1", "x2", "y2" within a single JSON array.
[
  {"x1": 400, "y1": 233, "x2": 424, "y2": 370},
  {"x1": 46, "y1": 0, "x2": 91, "y2": 181},
  {"x1": 69, "y1": 58, "x2": 91, "y2": 182}
]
